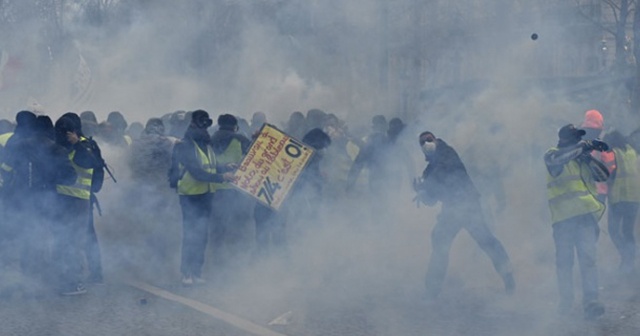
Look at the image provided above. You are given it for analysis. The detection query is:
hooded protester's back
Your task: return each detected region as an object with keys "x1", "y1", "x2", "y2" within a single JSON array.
[
  {"x1": 3, "y1": 113, "x2": 76, "y2": 196},
  {"x1": 129, "y1": 118, "x2": 174, "y2": 183}
]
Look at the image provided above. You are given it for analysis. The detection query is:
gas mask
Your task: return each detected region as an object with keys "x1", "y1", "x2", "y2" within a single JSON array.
[
  {"x1": 421, "y1": 141, "x2": 436, "y2": 158},
  {"x1": 194, "y1": 117, "x2": 213, "y2": 129}
]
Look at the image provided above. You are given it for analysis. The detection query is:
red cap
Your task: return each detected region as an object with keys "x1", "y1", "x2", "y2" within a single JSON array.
[{"x1": 582, "y1": 110, "x2": 603, "y2": 129}]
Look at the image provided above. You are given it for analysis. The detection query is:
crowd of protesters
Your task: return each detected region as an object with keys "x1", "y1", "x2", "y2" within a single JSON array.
[
  {"x1": 0, "y1": 108, "x2": 411, "y2": 294},
  {"x1": 0, "y1": 106, "x2": 639, "y2": 321}
]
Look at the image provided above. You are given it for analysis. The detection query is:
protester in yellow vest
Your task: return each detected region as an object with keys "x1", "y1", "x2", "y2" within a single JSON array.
[
  {"x1": 602, "y1": 131, "x2": 640, "y2": 275},
  {"x1": 61, "y1": 112, "x2": 107, "y2": 284},
  {"x1": 52, "y1": 115, "x2": 106, "y2": 296},
  {"x1": 544, "y1": 124, "x2": 610, "y2": 320},
  {"x1": 172, "y1": 110, "x2": 234, "y2": 286},
  {"x1": 210, "y1": 114, "x2": 251, "y2": 269}
]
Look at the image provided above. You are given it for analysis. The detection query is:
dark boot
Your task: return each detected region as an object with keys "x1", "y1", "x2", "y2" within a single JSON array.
[{"x1": 584, "y1": 301, "x2": 605, "y2": 320}]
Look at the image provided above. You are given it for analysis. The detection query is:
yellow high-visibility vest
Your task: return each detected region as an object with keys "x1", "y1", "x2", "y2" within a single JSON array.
[
  {"x1": 609, "y1": 145, "x2": 640, "y2": 204},
  {"x1": 56, "y1": 149, "x2": 93, "y2": 200},
  {"x1": 0, "y1": 132, "x2": 13, "y2": 147},
  {"x1": 212, "y1": 138, "x2": 242, "y2": 191},
  {"x1": 178, "y1": 141, "x2": 217, "y2": 195},
  {"x1": 547, "y1": 148, "x2": 604, "y2": 224}
]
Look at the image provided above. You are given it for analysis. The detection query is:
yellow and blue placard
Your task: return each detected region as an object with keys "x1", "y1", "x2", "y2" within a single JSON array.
[{"x1": 231, "y1": 124, "x2": 314, "y2": 210}]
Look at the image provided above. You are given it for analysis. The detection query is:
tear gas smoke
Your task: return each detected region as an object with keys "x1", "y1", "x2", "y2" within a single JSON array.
[{"x1": 0, "y1": 2, "x2": 637, "y2": 335}]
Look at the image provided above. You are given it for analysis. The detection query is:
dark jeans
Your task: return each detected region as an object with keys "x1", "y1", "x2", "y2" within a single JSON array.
[
  {"x1": 425, "y1": 201, "x2": 512, "y2": 298},
  {"x1": 211, "y1": 189, "x2": 252, "y2": 266},
  {"x1": 553, "y1": 213, "x2": 600, "y2": 307},
  {"x1": 179, "y1": 193, "x2": 213, "y2": 277},
  {"x1": 608, "y1": 201, "x2": 639, "y2": 271},
  {"x1": 85, "y1": 201, "x2": 103, "y2": 281},
  {"x1": 22, "y1": 191, "x2": 58, "y2": 288},
  {"x1": 52, "y1": 195, "x2": 90, "y2": 290},
  {"x1": 254, "y1": 203, "x2": 287, "y2": 257}
]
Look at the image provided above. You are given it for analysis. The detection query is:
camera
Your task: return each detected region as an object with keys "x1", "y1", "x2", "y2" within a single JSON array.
[{"x1": 586, "y1": 139, "x2": 609, "y2": 152}]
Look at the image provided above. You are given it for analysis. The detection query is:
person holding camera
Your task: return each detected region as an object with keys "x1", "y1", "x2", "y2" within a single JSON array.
[{"x1": 544, "y1": 124, "x2": 610, "y2": 319}]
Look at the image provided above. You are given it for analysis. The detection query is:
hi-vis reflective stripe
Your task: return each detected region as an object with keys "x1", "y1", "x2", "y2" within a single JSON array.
[
  {"x1": 546, "y1": 175, "x2": 582, "y2": 189},
  {"x1": 549, "y1": 190, "x2": 592, "y2": 203},
  {"x1": 76, "y1": 169, "x2": 93, "y2": 187},
  {"x1": 56, "y1": 149, "x2": 93, "y2": 200}
]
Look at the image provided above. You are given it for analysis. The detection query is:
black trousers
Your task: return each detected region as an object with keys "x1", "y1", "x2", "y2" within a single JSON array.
[
  {"x1": 211, "y1": 189, "x2": 252, "y2": 266},
  {"x1": 85, "y1": 200, "x2": 103, "y2": 281},
  {"x1": 179, "y1": 193, "x2": 213, "y2": 277},
  {"x1": 254, "y1": 203, "x2": 287, "y2": 256},
  {"x1": 608, "y1": 201, "x2": 639, "y2": 271},
  {"x1": 425, "y1": 201, "x2": 512, "y2": 297},
  {"x1": 52, "y1": 195, "x2": 90, "y2": 289},
  {"x1": 553, "y1": 214, "x2": 600, "y2": 307}
]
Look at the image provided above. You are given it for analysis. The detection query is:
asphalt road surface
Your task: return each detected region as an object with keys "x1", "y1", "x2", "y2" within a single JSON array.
[{"x1": 2, "y1": 269, "x2": 639, "y2": 336}]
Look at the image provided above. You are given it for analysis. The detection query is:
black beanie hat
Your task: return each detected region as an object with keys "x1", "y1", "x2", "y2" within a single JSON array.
[
  {"x1": 191, "y1": 109, "x2": 212, "y2": 129},
  {"x1": 558, "y1": 124, "x2": 586, "y2": 140},
  {"x1": 16, "y1": 110, "x2": 37, "y2": 127},
  {"x1": 303, "y1": 128, "x2": 331, "y2": 150},
  {"x1": 61, "y1": 112, "x2": 83, "y2": 133},
  {"x1": 14, "y1": 110, "x2": 37, "y2": 136},
  {"x1": 218, "y1": 114, "x2": 238, "y2": 128}
]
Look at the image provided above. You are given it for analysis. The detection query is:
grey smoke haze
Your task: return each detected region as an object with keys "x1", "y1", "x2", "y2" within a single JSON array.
[{"x1": 1, "y1": 1, "x2": 636, "y2": 335}]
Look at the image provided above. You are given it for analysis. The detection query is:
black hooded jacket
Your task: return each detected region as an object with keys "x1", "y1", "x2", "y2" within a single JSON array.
[
  {"x1": 3, "y1": 126, "x2": 76, "y2": 196},
  {"x1": 417, "y1": 139, "x2": 481, "y2": 208},
  {"x1": 129, "y1": 132, "x2": 174, "y2": 182}
]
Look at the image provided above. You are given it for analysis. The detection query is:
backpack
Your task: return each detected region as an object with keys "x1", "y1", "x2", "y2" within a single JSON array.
[
  {"x1": 84, "y1": 137, "x2": 106, "y2": 192},
  {"x1": 168, "y1": 141, "x2": 184, "y2": 189}
]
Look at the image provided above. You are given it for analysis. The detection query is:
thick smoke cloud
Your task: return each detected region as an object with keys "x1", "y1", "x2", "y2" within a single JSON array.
[{"x1": 0, "y1": 1, "x2": 637, "y2": 334}]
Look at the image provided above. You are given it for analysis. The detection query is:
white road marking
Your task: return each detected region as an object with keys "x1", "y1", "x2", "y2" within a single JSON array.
[
  {"x1": 268, "y1": 311, "x2": 293, "y2": 326},
  {"x1": 128, "y1": 281, "x2": 287, "y2": 336}
]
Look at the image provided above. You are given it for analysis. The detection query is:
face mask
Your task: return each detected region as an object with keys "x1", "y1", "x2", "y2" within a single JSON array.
[
  {"x1": 421, "y1": 141, "x2": 436, "y2": 157},
  {"x1": 195, "y1": 118, "x2": 213, "y2": 129}
]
